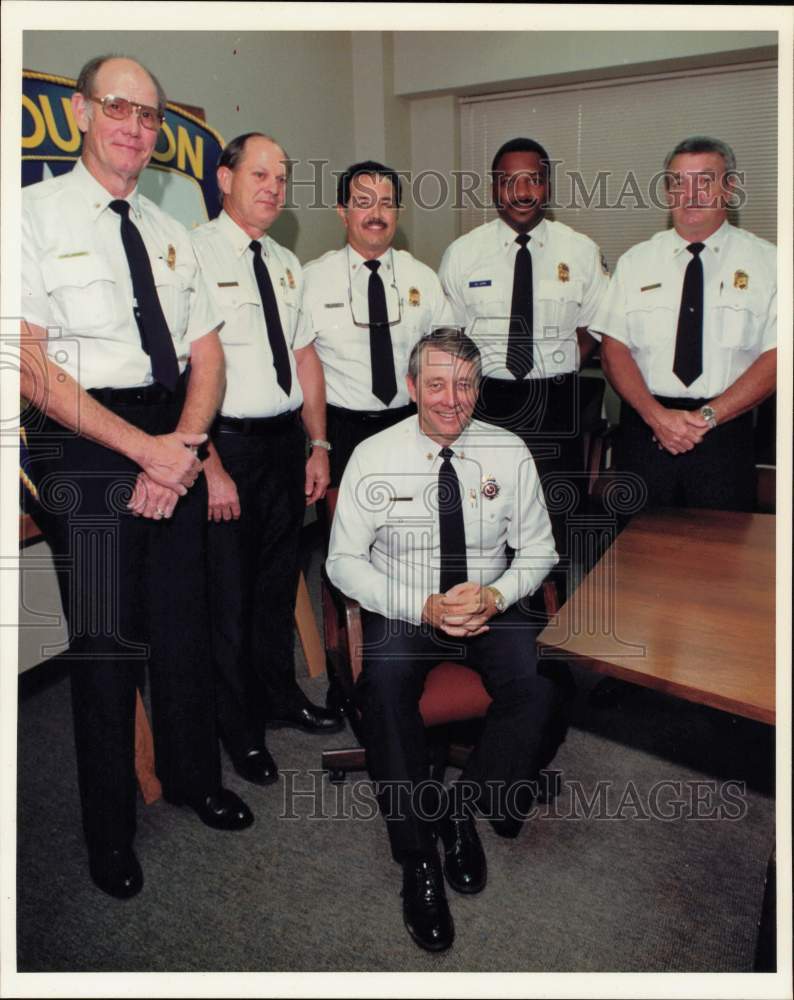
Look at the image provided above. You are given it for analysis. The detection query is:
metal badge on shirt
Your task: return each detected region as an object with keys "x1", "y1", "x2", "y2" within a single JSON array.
[{"x1": 481, "y1": 475, "x2": 500, "y2": 499}]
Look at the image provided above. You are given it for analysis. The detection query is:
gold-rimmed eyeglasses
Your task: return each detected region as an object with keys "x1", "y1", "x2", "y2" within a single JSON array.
[{"x1": 86, "y1": 94, "x2": 165, "y2": 131}]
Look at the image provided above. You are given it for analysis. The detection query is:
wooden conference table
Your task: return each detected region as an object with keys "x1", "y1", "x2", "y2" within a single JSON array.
[{"x1": 538, "y1": 508, "x2": 776, "y2": 725}]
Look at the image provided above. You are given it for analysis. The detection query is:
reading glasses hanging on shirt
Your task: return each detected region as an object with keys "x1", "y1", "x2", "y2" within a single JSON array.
[
  {"x1": 346, "y1": 246, "x2": 403, "y2": 327},
  {"x1": 86, "y1": 94, "x2": 165, "y2": 131}
]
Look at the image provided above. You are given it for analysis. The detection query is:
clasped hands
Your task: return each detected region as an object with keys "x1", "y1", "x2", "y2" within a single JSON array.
[
  {"x1": 649, "y1": 407, "x2": 710, "y2": 455},
  {"x1": 421, "y1": 582, "x2": 500, "y2": 637},
  {"x1": 127, "y1": 431, "x2": 206, "y2": 520}
]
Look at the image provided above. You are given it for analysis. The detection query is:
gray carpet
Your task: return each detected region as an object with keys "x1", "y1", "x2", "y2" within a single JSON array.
[{"x1": 16, "y1": 543, "x2": 775, "y2": 973}]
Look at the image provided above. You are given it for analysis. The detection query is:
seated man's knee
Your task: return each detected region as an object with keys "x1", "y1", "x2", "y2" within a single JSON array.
[
  {"x1": 489, "y1": 671, "x2": 556, "y2": 721},
  {"x1": 357, "y1": 654, "x2": 425, "y2": 717}
]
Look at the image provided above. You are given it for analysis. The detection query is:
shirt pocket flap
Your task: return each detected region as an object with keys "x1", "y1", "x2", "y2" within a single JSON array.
[
  {"x1": 625, "y1": 285, "x2": 674, "y2": 316},
  {"x1": 536, "y1": 278, "x2": 584, "y2": 304},
  {"x1": 215, "y1": 280, "x2": 261, "y2": 311},
  {"x1": 40, "y1": 254, "x2": 115, "y2": 292},
  {"x1": 716, "y1": 287, "x2": 764, "y2": 317}
]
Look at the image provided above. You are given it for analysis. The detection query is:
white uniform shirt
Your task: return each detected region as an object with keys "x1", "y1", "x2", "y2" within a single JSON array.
[
  {"x1": 590, "y1": 221, "x2": 777, "y2": 398},
  {"x1": 326, "y1": 415, "x2": 558, "y2": 625},
  {"x1": 439, "y1": 217, "x2": 608, "y2": 381},
  {"x1": 191, "y1": 211, "x2": 310, "y2": 418},
  {"x1": 301, "y1": 245, "x2": 454, "y2": 410},
  {"x1": 21, "y1": 159, "x2": 221, "y2": 390}
]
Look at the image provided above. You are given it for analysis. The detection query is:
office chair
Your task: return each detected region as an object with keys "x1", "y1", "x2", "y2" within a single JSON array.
[{"x1": 320, "y1": 488, "x2": 561, "y2": 788}]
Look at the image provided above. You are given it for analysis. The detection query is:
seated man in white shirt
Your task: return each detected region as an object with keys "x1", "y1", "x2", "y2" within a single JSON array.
[{"x1": 327, "y1": 327, "x2": 559, "y2": 953}]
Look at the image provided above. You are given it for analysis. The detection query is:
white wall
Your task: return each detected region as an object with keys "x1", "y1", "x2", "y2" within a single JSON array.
[
  {"x1": 350, "y1": 32, "x2": 413, "y2": 245},
  {"x1": 392, "y1": 31, "x2": 778, "y2": 97}
]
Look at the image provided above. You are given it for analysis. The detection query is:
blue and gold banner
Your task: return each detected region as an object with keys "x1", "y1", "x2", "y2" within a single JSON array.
[{"x1": 22, "y1": 70, "x2": 225, "y2": 226}]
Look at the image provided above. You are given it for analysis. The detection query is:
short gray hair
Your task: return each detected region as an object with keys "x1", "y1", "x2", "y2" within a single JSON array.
[
  {"x1": 663, "y1": 136, "x2": 737, "y2": 177},
  {"x1": 408, "y1": 327, "x2": 482, "y2": 385},
  {"x1": 75, "y1": 54, "x2": 167, "y2": 113}
]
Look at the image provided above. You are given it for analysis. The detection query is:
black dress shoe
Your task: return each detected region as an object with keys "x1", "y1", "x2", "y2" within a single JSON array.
[
  {"x1": 231, "y1": 746, "x2": 278, "y2": 786},
  {"x1": 268, "y1": 700, "x2": 344, "y2": 733},
  {"x1": 165, "y1": 788, "x2": 254, "y2": 830},
  {"x1": 438, "y1": 810, "x2": 487, "y2": 894},
  {"x1": 88, "y1": 846, "x2": 143, "y2": 899},
  {"x1": 401, "y1": 854, "x2": 454, "y2": 952}
]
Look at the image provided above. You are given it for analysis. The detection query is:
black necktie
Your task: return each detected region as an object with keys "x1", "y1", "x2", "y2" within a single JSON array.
[
  {"x1": 364, "y1": 259, "x2": 397, "y2": 406},
  {"x1": 438, "y1": 447, "x2": 468, "y2": 593},
  {"x1": 673, "y1": 242, "x2": 705, "y2": 387},
  {"x1": 250, "y1": 240, "x2": 292, "y2": 396},
  {"x1": 109, "y1": 200, "x2": 179, "y2": 390},
  {"x1": 507, "y1": 233, "x2": 533, "y2": 379}
]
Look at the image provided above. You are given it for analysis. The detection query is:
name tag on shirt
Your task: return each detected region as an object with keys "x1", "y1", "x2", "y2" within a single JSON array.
[
  {"x1": 217, "y1": 281, "x2": 239, "y2": 288},
  {"x1": 324, "y1": 302, "x2": 345, "y2": 308},
  {"x1": 57, "y1": 251, "x2": 89, "y2": 259},
  {"x1": 640, "y1": 283, "x2": 662, "y2": 292},
  {"x1": 469, "y1": 280, "x2": 492, "y2": 288}
]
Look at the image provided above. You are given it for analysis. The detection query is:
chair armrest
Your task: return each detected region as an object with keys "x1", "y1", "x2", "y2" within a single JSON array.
[
  {"x1": 542, "y1": 579, "x2": 560, "y2": 616},
  {"x1": 343, "y1": 600, "x2": 364, "y2": 683},
  {"x1": 320, "y1": 566, "x2": 365, "y2": 687}
]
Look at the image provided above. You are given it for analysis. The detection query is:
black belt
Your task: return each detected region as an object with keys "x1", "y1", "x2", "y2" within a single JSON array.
[
  {"x1": 87, "y1": 371, "x2": 187, "y2": 406},
  {"x1": 327, "y1": 402, "x2": 415, "y2": 424},
  {"x1": 481, "y1": 372, "x2": 576, "y2": 389},
  {"x1": 652, "y1": 394, "x2": 709, "y2": 410},
  {"x1": 214, "y1": 410, "x2": 301, "y2": 435}
]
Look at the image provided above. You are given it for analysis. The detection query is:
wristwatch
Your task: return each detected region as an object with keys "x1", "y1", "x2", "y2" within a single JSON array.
[
  {"x1": 485, "y1": 586, "x2": 506, "y2": 613},
  {"x1": 700, "y1": 405, "x2": 717, "y2": 430},
  {"x1": 309, "y1": 439, "x2": 332, "y2": 452}
]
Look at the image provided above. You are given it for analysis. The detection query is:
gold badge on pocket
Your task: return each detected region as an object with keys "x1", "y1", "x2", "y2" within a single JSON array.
[
  {"x1": 557, "y1": 262, "x2": 570, "y2": 283},
  {"x1": 166, "y1": 245, "x2": 176, "y2": 270},
  {"x1": 734, "y1": 270, "x2": 748, "y2": 290},
  {"x1": 286, "y1": 268, "x2": 296, "y2": 289},
  {"x1": 408, "y1": 286, "x2": 421, "y2": 306}
]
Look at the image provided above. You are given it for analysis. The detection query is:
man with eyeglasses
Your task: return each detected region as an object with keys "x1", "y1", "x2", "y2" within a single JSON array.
[
  {"x1": 301, "y1": 161, "x2": 454, "y2": 486},
  {"x1": 190, "y1": 133, "x2": 342, "y2": 788},
  {"x1": 20, "y1": 55, "x2": 253, "y2": 901}
]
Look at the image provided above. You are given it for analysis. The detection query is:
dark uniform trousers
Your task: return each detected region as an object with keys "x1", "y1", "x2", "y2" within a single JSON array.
[
  {"x1": 326, "y1": 403, "x2": 416, "y2": 488},
  {"x1": 357, "y1": 606, "x2": 559, "y2": 861},
  {"x1": 29, "y1": 382, "x2": 220, "y2": 854},
  {"x1": 207, "y1": 413, "x2": 306, "y2": 757},
  {"x1": 476, "y1": 373, "x2": 581, "y2": 603},
  {"x1": 618, "y1": 397, "x2": 756, "y2": 512}
]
